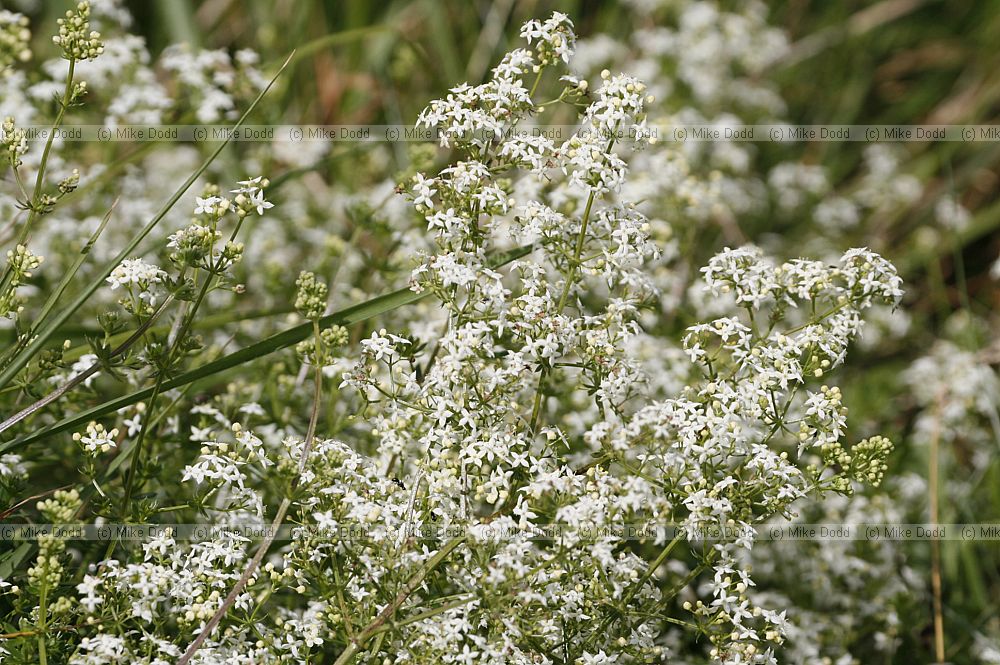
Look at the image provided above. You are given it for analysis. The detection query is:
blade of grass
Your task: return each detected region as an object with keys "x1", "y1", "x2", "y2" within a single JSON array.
[
  {"x1": 421, "y1": 0, "x2": 462, "y2": 85},
  {"x1": 0, "y1": 51, "x2": 295, "y2": 393},
  {"x1": 155, "y1": 0, "x2": 200, "y2": 47},
  {"x1": 0, "y1": 244, "x2": 532, "y2": 453},
  {"x1": 55, "y1": 306, "x2": 292, "y2": 363}
]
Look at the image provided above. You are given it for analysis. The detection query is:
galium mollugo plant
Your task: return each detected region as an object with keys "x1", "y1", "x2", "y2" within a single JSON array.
[{"x1": 0, "y1": 9, "x2": 908, "y2": 665}]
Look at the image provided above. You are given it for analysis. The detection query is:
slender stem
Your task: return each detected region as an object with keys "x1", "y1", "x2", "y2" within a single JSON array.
[
  {"x1": 32, "y1": 200, "x2": 116, "y2": 332},
  {"x1": 555, "y1": 191, "x2": 596, "y2": 314},
  {"x1": 36, "y1": 582, "x2": 48, "y2": 665},
  {"x1": 588, "y1": 530, "x2": 683, "y2": 644},
  {"x1": 528, "y1": 190, "x2": 596, "y2": 433},
  {"x1": 367, "y1": 595, "x2": 475, "y2": 635},
  {"x1": 623, "y1": 530, "x2": 683, "y2": 607},
  {"x1": 528, "y1": 68, "x2": 544, "y2": 97},
  {"x1": 0, "y1": 51, "x2": 295, "y2": 394},
  {"x1": 116, "y1": 377, "x2": 165, "y2": 522},
  {"x1": 120, "y1": 216, "x2": 250, "y2": 519},
  {"x1": 5, "y1": 58, "x2": 75, "y2": 263},
  {"x1": 929, "y1": 394, "x2": 946, "y2": 663}
]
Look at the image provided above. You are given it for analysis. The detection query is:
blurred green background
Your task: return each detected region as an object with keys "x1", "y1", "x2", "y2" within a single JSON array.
[{"x1": 7, "y1": 0, "x2": 1000, "y2": 661}]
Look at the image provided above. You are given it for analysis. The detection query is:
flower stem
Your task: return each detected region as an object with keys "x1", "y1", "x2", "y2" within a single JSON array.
[
  {"x1": 9, "y1": 58, "x2": 75, "y2": 252},
  {"x1": 36, "y1": 582, "x2": 48, "y2": 665},
  {"x1": 528, "y1": 189, "x2": 596, "y2": 433}
]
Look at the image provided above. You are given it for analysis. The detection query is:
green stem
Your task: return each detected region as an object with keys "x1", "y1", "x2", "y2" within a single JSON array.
[
  {"x1": 588, "y1": 530, "x2": 683, "y2": 644},
  {"x1": 37, "y1": 581, "x2": 48, "y2": 665},
  {"x1": 0, "y1": 51, "x2": 294, "y2": 394},
  {"x1": 528, "y1": 190, "x2": 596, "y2": 433},
  {"x1": 119, "y1": 215, "x2": 250, "y2": 521},
  {"x1": 555, "y1": 191, "x2": 596, "y2": 314},
  {"x1": 624, "y1": 530, "x2": 682, "y2": 607},
  {"x1": 0, "y1": 295, "x2": 175, "y2": 437},
  {"x1": 1, "y1": 244, "x2": 533, "y2": 455},
  {"x1": 529, "y1": 68, "x2": 544, "y2": 97}
]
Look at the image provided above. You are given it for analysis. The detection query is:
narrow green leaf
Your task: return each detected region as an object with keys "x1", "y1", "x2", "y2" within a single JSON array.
[
  {"x1": 0, "y1": 201, "x2": 114, "y2": 369},
  {"x1": 0, "y1": 543, "x2": 32, "y2": 580},
  {"x1": 155, "y1": 0, "x2": 200, "y2": 48},
  {"x1": 278, "y1": 25, "x2": 394, "y2": 67}
]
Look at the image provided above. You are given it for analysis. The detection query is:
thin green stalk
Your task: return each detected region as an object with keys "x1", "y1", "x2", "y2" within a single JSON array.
[
  {"x1": 529, "y1": 68, "x2": 544, "y2": 97},
  {"x1": 119, "y1": 213, "x2": 252, "y2": 520},
  {"x1": 0, "y1": 295, "x2": 174, "y2": 436},
  {"x1": 367, "y1": 595, "x2": 475, "y2": 635},
  {"x1": 36, "y1": 582, "x2": 48, "y2": 665},
  {"x1": 555, "y1": 191, "x2": 596, "y2": 313},
  {"x1": 33, "y1": 199, "x2": 116, "y2": 330},
  {"x1": 583, "y1": 531, "x2": 684, "y2": 649},
  {"x1": 621, "y1": 531, "x2": 682, "y2": 612},
  {"x1": 4, "y1": 58, "x2": 75, "y2": 271},
  {"x1": 53, "y1": 305, "x2": 289, "y2": 363},
  {"x1": 0, "y1": 199, "x2": 116, "y2": 369},
  {"x1": 332, "y1": 536, "x2": 466, "y2": 665},
  {"x1": 528, "y1": 190, "x2": 596, "y2": 432}
]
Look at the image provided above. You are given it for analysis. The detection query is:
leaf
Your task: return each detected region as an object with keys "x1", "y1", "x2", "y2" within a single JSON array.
[
  {"x1": 0, "y1": 244, "x2": 532, "y2": 453},
  {"x1": 0, "y1": 543, "x2": 32, "y2": 580}
]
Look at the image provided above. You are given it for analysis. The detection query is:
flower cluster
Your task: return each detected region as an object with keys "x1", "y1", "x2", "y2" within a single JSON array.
[
  {"x1": 0, "y1": 10, "x2": 30, "y2": 74},
  {"x1": 294, "y1": 271, "x2": 328, "y2": 320},
  {"x1": 333, "y1": 14, "x2": 901, "y2": 663},
  {"x1": 73, "y1": 421, "x2": 120, "y2": 456},
  {"x1": 1, "y1": 115, "x2": 28, "y2": 168},
  {"x1": 166, "y1": 179, "x2": 268, "y2": 275},
  {"x1": 0, "y1": 244, "x2": 43, "y2": 319},
  {"x1": 520, "y1": 11, "x2": 576, "y2": 67},
  {"x1": 0, "y1": 5, "x2": 944, "y2": 665},
  {"x1": 160, "y1": 45, "x2": 268, "y2": 122},
  {"x1": 52, "y1": 2, "x2": 105, "y2": 62},
  {"x1": 106, "y1": 257, "x2": 167, "y2": 316}
]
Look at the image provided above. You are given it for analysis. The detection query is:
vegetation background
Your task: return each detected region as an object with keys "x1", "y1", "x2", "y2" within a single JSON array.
[{"x1": 3, "y1": 0, "x2": 999, "y2": 662}]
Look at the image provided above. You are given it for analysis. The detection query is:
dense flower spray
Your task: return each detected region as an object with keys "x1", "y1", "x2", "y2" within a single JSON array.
[{"x1": 0, "y1": 7, "x2": 912, "y2": 665}]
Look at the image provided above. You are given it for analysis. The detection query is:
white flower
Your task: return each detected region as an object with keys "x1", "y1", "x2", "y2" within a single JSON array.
[
  {"x1": 74, "y1": 422, "x2": 119, "y2": 455},
  {"x1": 249, "y1": 188, "x2": 273, "y2": 215},
  {"x1": 0, "y1": 453, "x2": 26, "y2": 478},
  {"x1": 519, "y1": 12, "x2": 576, "y2": 64},
  {"x1": 106, "y1": 258, "x2": 166, "y2": 290},
  {"x1": 76, "y1": 575, "x2": 103, "y2": 612},
  {"x1": 193, "y1": 195, "x2": 221, "y2": 215}
]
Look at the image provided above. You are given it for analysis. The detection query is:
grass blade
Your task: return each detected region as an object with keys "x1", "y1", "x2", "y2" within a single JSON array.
[{"x1": 0, "y1": 244, "x2": 532, "y2": 453}]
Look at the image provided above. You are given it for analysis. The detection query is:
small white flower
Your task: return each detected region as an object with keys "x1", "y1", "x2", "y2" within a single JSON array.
[
  {"x1": 249, "y1": 188, "x2": 273, "y2": 215},
  {"x1": 194, "y1": 195, "x2": 221, "y2": 215},
  {"x1": 106, "y1": 258, "x2": 166, "y2": 290},
  {"x1": 73, "y1": 421, "x2": 119, "y2": 455}
]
